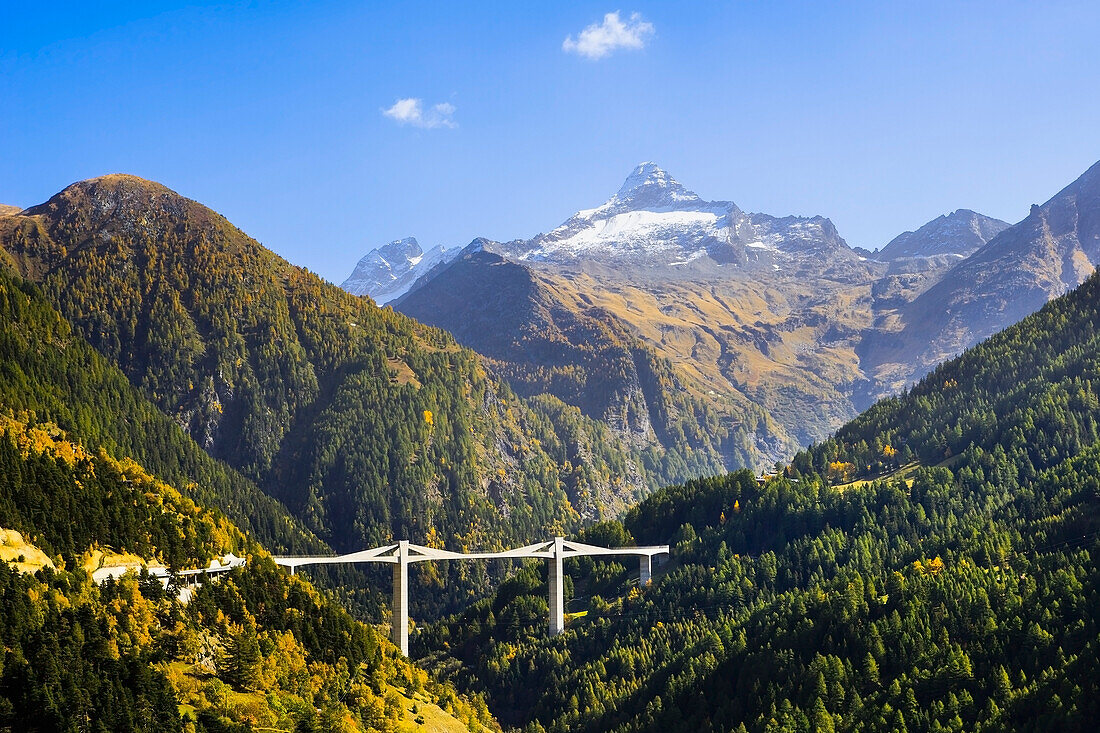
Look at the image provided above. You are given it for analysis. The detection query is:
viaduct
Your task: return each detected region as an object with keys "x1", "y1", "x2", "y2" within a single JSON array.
[{"x1": 273, "y1": 537, "x2": 669, "y2": 656}]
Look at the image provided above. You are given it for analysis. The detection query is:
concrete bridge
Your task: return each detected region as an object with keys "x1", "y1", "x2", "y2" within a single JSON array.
[{"x1": 273, "y1": 537, "x2": 669, "y2": 655}]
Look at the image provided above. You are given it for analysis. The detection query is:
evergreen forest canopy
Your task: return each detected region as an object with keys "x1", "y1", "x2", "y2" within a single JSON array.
[
  {"x1": 0, "y1": 265, "x2": 320, "y2": 554},
  {"x1": 418, "y1": 270, "x2": 1100, "y2": 732},
  {"x1": 0, "y1": 192, "x2": 501, "y2": 729}
]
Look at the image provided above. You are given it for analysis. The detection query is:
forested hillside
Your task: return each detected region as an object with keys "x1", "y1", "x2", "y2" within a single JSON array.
[
  {"x1": 0, "y1": 413, "x2": 495, "y2": 731},
  {"x1": 419, "y1": 271, "x2": 1100, "y2": 732},
  {"x1": 0, "y1": 201, "x2": 496, "y2": 729},
  {"x1": 0, "y1": 265, "x2": 319, "y2": 554},
  {"x1": 0, "y1": 176, "x2": 673, "y2": 606}
]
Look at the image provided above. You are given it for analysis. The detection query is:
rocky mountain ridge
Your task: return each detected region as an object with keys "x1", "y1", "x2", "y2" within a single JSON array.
[
  {"x1": 862, "y1": 158, "x2": 1100, "y2": 390},
  {"x1": 365, "y1": 159, "x2": 1100, "y2": 469},
  {"x1": 876, "y1": 208, "x2": 1009, "y2": 261},
  {"x1": 342, "y1": 236, "x2": 460, "y2": 304}
]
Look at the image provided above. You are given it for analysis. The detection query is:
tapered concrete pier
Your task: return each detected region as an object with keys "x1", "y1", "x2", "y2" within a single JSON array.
[
  {"x1": 392, "y1": 540, "x2": 409, "y2": 656},
  {"x1": 549, "y1": 536, "x2": 565, "y2": 635}
]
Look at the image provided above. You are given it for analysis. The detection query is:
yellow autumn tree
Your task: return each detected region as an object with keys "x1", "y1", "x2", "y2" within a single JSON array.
[{"x1": 827, "y1": 461, "x2": 856, "y2": 482}]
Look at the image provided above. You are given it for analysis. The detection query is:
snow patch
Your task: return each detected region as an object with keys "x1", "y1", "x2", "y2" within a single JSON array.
[
  {"x1": 522, "y1": 207, "x2": 731, "y2": 260},
  {"x1": 669, "y1": 248, "x2": 708, "y2": 266}
]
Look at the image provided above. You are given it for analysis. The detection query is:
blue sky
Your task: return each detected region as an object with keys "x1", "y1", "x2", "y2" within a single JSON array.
[{"x1": 2, "y1": 1, "x2": 1099, "y2": 282}]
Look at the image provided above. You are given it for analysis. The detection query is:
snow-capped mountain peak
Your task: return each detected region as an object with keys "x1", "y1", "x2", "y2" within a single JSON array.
[
  {"x1": 341, "y1": 162, "x2": 860, "y2": 300},
  {"x1": 572, "y1": 162, "x2": 708, "y2": 222},
  {"x1": 342, "y1": 236, "x2": 460, "y2": 304},
  {"x1": 612, "y1": 162, "x2": 702, "y2": 208},
  {"x1": 509, "y1": 163, "x2": 738, "y2": 262}
]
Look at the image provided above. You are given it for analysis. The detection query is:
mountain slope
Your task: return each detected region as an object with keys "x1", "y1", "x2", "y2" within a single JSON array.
[
  {"x1": 876, "y1": 209, "x2": 1009, "y2": 260},
  {"x1": 396, "y1": 247, "x2": 757, "y2": 480},
  {"x1": 389, "y1": 164, "x2": 886, "y2": 466},
  {"x1": 384, "y1": 161, "x2": 1100, "y2": 469},
  {"x1": 862, "y1": 159, "x2": 1100, "y2": 390},
  {"x1": 0, "y1": 264, "x2": 320, "y2": 554},
  {"x1": 420, "y1": 267, "x2": 1100, "y2": 732},
  {"x1": 0, "y1": 176, "x2": 652, "y2": 597},
  {"x1": 0, "y1": 252, "x2": 493, "y2": 728}
]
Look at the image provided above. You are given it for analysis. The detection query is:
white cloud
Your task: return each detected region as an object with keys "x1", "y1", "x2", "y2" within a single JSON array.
[
  {"x1": 382, "y1": 98, "x2": 456, "y2": 129},
  {"x1": 562, "y1": 11, "x2": 654, "y2": 60}
]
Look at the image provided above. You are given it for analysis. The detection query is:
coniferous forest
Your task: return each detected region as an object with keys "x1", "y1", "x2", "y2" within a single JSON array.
[
  {"x1": 417, "y1": 270, "x2": 1100, "y2": 732},
  {"x1": 0, "y1": 411, "x2": 495, "y2": 731},
  {"x1": 0, "y1": 176, "x2": 742, "y2": 618}
]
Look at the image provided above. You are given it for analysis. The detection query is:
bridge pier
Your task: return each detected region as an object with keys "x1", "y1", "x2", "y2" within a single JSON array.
[
  {"x1": 549, "y1": 536, "x2": 565, "y2": 635},
  {"x1": 393, "y1": 540, "x2": 409, "y2": 656},
  {"x1": 639, "y1": 554, "x2": 652, "y2": 586}
]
